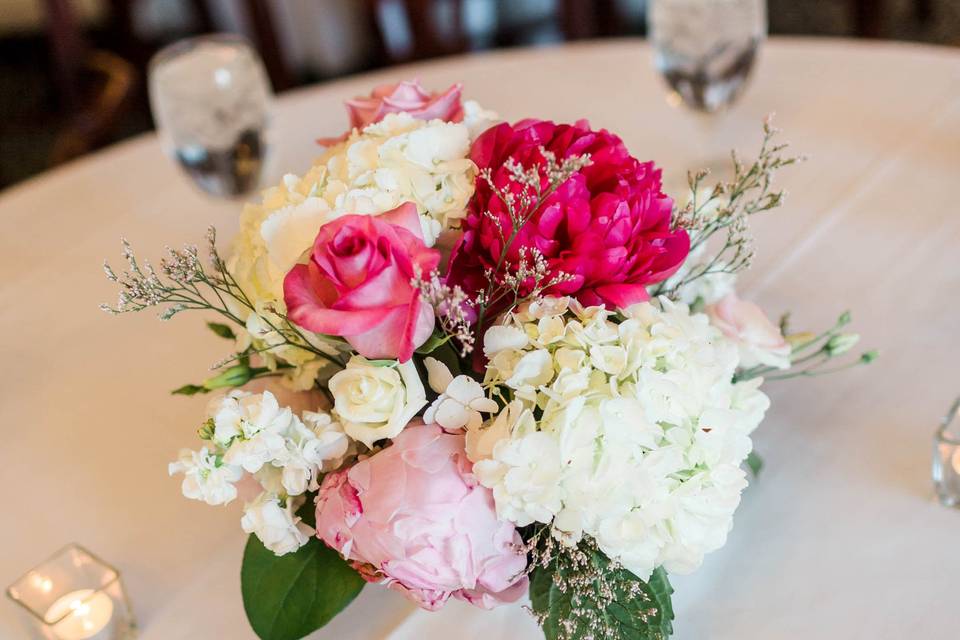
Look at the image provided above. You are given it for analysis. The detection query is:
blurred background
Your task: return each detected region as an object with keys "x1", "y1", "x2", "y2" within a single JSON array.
[{"x1": 1, "y1": 0, "x2": 957, "y2": 190}]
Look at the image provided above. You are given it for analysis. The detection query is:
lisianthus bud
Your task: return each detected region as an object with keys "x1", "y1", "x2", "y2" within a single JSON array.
[
  {"x1": 203, "y1": 364, "x2": 253, "y2": 390},
  {"x1": 825, "y1": 333, "x2": 860, "y2": 357}
]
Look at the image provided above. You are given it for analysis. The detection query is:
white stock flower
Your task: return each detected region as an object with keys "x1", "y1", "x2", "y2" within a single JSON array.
[
  {"x1": 422, "y1": 357, "x2": 498, "y2": 430},
  {"x1": 221, "y1": 391, "x2": 298, "y2": 473},
  {"x1": 476, "y1": 297, "x2": 770, "y2": 580},
  {"x1": 328, "y1": 356, "x2": 426, "y2": 448},
  {"x1": 190, "y1": 391, "x2": 351, "y2": 500},
  {"x1": 168, "y1": 447, "x2": 243, "y2": 506},
  {"x1": 241, "y1": 493, "x2": 314, "y2": 555}
]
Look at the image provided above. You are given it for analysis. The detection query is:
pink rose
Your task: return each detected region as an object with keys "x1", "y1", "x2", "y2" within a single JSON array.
[
  {"x1": 707, "y1": 294, "x2": 791, "y2": 370},
  {"x1": 318, "y1": 80, "x2": 464, "y2": 145},
  {"x1": 446, "y1": 119, "x2": 689, "y2": 318},
  {"x1": 315, "y1": 423, "x2": 529, "y2": 611},
  {"x1": 283, "y1": 203, "x2": 440, "y2": 362}
]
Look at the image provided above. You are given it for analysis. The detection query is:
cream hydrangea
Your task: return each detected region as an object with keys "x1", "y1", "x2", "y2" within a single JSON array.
[
  {"x1": 469, "y1": 297, "x2": 769, "y2": 580},
  {"x1": 225, "y1": 108, "x2": 491, "y2": 386},
  {"x1": 228, "y1": 110, "x2": 487, "y2": 313}
]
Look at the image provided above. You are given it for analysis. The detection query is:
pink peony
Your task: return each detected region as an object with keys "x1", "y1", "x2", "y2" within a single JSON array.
[
  {"x1": 707, "y1": 293, "x2": 791, "y2": 370},
  {"x1": 318, "y1": 80, "x2": 464, "y2": 145},
  {"x1": 283, "y1": 203, "x2": 440, "y2": 363},
  {"x1": 315, "y1": 423, "x2": 528, "y2": 611},
  {"x1": 446, "y1": 119, "x2": 689, "y2": 316}
]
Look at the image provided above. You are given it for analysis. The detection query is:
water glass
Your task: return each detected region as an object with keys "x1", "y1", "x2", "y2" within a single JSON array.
[
  {"x1": 6, "y1": 544, "x2": 136, "y2": 639},
  {"x1": 934, "y1": 396, "x2": 960, "y2": 508},
  {"x1": 648, "y1": 0, "x2": 767, "y2": 113},
  {"x1": 149, "y1": 34, "x2": 272, "y2": 198}
]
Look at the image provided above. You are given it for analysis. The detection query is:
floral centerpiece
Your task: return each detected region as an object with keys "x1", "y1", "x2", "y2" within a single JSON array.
[{"x1": 102, "y1": 80, "x2": 874, "y2": 640}]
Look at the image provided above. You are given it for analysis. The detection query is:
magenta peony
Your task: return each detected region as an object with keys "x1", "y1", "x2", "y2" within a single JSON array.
[
  {"x1": 317, "y1": 80, "x2": 464, "y2": 145},
  {"x1": 446, "y1": 119, "x2": 689, "y2": 314},
  {"x1": 283, "y1": 203, "x2": 439, "y2": 363},
  {"x1": 314, "y1": 423, "x2": 528, "y2": 611}
]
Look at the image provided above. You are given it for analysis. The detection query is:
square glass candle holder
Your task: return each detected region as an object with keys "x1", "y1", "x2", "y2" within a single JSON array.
[
  {"x1": 6, "y1": 544, "x2": 136, "y2": 640},
  {"x1": 933, "y1": 396, "x2": 960, "y2": 508}
]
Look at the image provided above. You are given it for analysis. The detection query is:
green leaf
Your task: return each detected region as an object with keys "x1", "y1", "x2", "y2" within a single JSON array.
[
  {"x1": 746, "y1": 450, "x2": 764, "y2": 478},
  {"x1": 241, "y1": 503, "x2": 364, "y2": 640},
  {"x1": 415, "y1": 329, "x2": 449, "y2": 355},
  {"x1": 207, "y1": 322, "x2": 237, "y2": 340},
  {"x1": 364, "y1": 359, "x2": 398, "y2": 368},
  {"x1": 530, "y1": 550, "x2": 674, "y2": 640},
  {"x1": 171, "y1": 383, "x2": 207, "y2": 396}
]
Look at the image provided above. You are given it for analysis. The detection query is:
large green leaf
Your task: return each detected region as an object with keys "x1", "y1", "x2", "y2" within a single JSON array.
[
  {"x1": 530, "y1": 550, "x2": 674, "y2": 640},
  {"x1": 241, "y1": 503, "x2": 364, "y2": 640}
]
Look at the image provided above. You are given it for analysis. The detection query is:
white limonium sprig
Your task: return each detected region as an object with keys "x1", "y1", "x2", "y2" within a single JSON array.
[
  {"x1": 101, "y1": 228, "x2": 348, "y2": 384},
  {"x1": 654, "y1": 118, "x2": 802, "y2": 301}
]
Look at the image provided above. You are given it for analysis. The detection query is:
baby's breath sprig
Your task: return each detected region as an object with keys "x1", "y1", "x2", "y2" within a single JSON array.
[
  {"x1": 655, "y1": 117, "x2": 802, "y2": 299},
  {"x1": 474, "y1": 147, "x2": 591, "y2": 333},
  {"x1": 524, "y1": 528, "x2": 672, "y2": 640},
  {"x1": 410, "y1": 267, "x2": 476, "y2": 357},
  {"x1": 101, "y1": 228, "x2": 344, "y2": 369}
]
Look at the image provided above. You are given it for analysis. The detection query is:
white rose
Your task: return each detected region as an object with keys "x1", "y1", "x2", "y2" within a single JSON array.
[
  {"x1": 328, "y1": 357, "x2": 426, "y2": 448},
  {"x1": 240, "y1": 493, "x2": 314, "y2": 556}
]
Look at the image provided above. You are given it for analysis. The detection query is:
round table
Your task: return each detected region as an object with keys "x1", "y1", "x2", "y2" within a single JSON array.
[{"x1": 2, "y1": 37, "x2": 958, "y2": 639}]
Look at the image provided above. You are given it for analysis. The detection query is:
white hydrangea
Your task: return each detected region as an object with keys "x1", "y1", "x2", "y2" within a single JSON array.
[
  {"x1": 470, "y1": 297, "x2": 769, "y2": 580},
  {"x1": 422, "y1": 357, "x2": 498, "y2": 430},
  {"x1": 170, "y1": 390, "x2": 351, "y2": 554}
]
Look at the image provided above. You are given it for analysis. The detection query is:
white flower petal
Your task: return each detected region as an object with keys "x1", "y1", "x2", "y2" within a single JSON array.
[{"x1": 423, "y1": 356, "x2": 454, "y2": 393}]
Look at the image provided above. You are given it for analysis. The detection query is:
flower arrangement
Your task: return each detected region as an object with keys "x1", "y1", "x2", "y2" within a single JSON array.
[{"x1": 102, "y1": 80, "x2": 875, "y2": 640}]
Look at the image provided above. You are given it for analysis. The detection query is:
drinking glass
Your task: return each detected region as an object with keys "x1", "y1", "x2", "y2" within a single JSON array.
[
  {"x1": 648, "y1": 0, "x2": 767, "y2": 113},
  {"x1": 148, "y1": 34, "x2": 272, "y2": 198},
  {"x1": 933, "y1": 396, "x2": 960, "y2": 508}
]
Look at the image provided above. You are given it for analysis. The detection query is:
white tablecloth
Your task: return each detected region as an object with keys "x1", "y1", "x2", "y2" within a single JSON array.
[{"x1": 2, "y1": 38, "x2": 959, "y2": 639}]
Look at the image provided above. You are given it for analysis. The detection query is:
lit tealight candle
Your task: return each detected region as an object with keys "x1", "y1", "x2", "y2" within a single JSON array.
[{"x1": 44, "y1": 589, "x2": 114, "y2": 640}]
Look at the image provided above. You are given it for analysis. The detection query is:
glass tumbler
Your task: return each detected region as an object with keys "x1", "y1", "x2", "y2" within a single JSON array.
[
  {"x1": 148, "y1": 34, "x2": 272, "y2": 198},
  {"x1": 648, "y1": 0, "x2": 767, "y2": 113},
  {"x1": 6, "y1": 544, "x2": 136, "y2": 639},
  {"x1": 934, "y1": 396, "x2": 960, "y2": 508}
]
